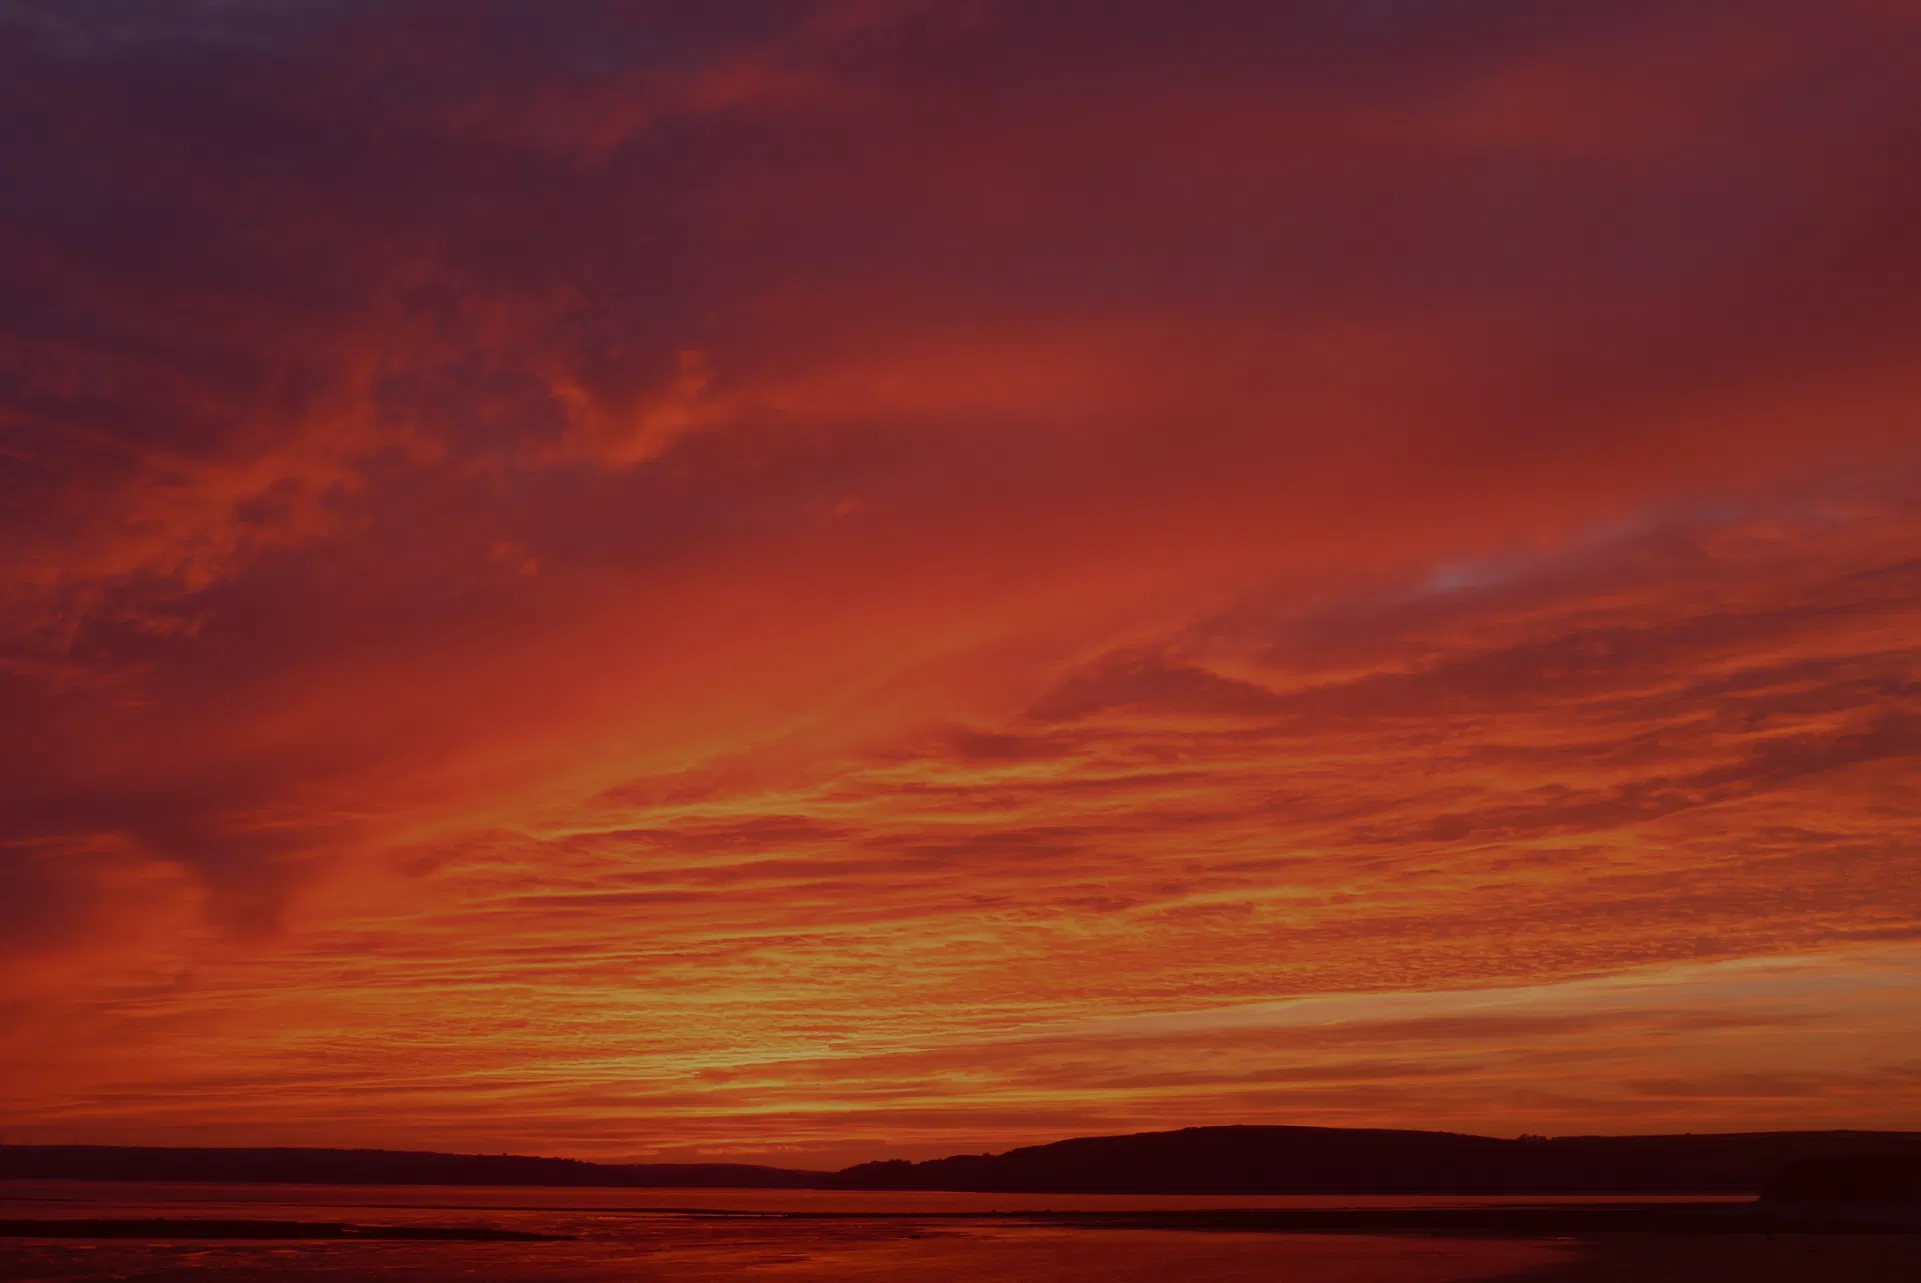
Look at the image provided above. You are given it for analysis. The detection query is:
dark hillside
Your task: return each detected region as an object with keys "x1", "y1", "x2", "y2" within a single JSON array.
[
  {"x1": 833, "y1": 1126, "x2": 1921, "y2": 1194},
  {"x1": 9, "y1": 1127, "x2": 1921, "y2": 1195}
]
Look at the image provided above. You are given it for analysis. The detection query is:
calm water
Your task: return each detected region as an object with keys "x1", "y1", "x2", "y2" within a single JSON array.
[{"x1": 0, "y1": 1181, "x2": 1889, "y2": 1283}]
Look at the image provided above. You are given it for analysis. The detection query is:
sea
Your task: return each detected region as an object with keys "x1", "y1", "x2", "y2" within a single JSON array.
[{"x1": 0, "y1": 1181, "x2": 1908, "y2": 1282}]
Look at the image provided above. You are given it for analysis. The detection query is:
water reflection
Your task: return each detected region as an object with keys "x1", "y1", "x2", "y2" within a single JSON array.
[{"x1": 1, "y1": 1181, "x2": 1899, "y2": 1283}]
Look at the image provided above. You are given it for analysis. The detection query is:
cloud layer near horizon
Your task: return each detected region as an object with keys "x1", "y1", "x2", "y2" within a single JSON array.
[{"x1": 3, "y1": 0, "x2": 1919, "y2": 1163}]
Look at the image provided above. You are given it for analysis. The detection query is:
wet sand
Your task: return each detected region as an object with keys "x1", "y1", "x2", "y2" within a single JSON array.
[
  {"x1": 0, "y1": 1227, "x2": 1568, "y2": 1283},
  {"x1": 1499, "y1": 1234, "x2": 1920, "y2": 1282}
]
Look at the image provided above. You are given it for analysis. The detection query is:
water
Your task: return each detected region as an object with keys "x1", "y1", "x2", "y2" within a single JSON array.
[
  {"x1": 0, "y1": 1181, "x2": 1903, "y2": 1282},
  {"x1": 0, "y1": 1180, "x2": 1757, "y2": 1217}
]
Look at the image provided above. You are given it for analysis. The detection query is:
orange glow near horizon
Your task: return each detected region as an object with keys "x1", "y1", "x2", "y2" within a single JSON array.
[{"x1": 3, "y1": 1, "x2": 1920, "y2": 1168}]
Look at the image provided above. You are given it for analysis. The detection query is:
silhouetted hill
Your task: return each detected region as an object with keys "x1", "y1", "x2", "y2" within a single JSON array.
[
  {"x1": 833, "y1": 1126, "x2": 1921, "y2": 1194},
  {"x1": 8, "y1": 1126, "x2": 1921, "y2": 1194},
  {"x1": 0, "y1": 1145, "x2": 819, "y2": 1188}
]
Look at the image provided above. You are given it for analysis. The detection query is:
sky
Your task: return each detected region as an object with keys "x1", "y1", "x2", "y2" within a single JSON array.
[{"x1": 2, "y1": 0, "x2": 1919, "y2": 1169}]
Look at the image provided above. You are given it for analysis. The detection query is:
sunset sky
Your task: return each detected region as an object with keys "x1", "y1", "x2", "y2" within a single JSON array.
[{"x1": 3, "y1": 0, "x2": 1920, "y2": 1169}]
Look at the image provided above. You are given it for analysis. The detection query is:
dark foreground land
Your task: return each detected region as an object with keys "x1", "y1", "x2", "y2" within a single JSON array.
[
  {"x1": 2, "y1": 1223, "x2": 1917, "y2": 1283},
  {"x1": 2, "y1": 1200, "x2": 1917, "y2": 1283},
  {"x1": 1507, "y1": 1236, "x2": 1921, "y2": 1283},
  {"x1": 8, "y1": 1125, "x2": 1921, "y2": 1194}
]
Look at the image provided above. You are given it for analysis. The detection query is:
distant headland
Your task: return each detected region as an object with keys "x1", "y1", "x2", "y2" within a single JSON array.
[{"x1": 7, "y1": 1125, "x2": 1921, "y2": 1196}]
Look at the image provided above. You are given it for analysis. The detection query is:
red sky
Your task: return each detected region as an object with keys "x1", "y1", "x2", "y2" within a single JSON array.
[{"x1": 3, "y1": 0, "x2": 1919, "y2": 1168}]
